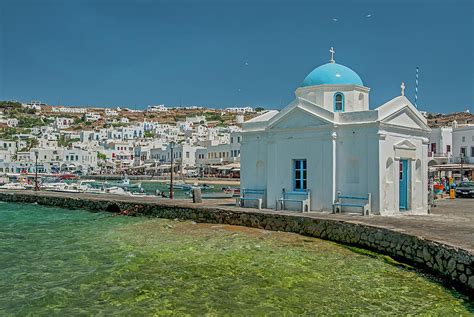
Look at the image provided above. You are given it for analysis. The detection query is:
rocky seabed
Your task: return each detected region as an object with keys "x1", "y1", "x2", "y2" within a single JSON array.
[{"x1": 0, "y1": 192, "x2": 472, "y2": 293}]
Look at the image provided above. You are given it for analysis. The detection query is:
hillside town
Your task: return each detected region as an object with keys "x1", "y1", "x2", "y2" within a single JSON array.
[
  {"x1": 0, "y1": 100, "x2": 262, "y2": 178},
  {"x1": 0, "y1": 100, "x2": 473, "y2": 183}
]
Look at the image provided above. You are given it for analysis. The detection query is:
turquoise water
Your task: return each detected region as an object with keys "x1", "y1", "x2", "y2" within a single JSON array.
[
  {"x1": 0, "y1": 202, "x2": 472, "y2": 315},
  {"x1": 139, "y1": 181, "x2": 227, "y2": 199}
]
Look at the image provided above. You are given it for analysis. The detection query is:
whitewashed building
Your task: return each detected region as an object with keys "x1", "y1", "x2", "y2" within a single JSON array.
[
  {"x1": 428, "y1": 127, "x2": 453, "y2": 165},
  {"x1": 241, "y1": 50, "x2": 431, "y2": 215},
  {"x1": 452, "y1": 125, "x2": 474, "y2": 164}
]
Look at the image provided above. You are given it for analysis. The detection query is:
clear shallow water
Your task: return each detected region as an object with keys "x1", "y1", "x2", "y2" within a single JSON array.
[
  {"x1": 139, "y1": 181, "x2": 229, "y2": 198},
  {"x1": 0, "y1": 202, "x2": 472, "y2": 315}
]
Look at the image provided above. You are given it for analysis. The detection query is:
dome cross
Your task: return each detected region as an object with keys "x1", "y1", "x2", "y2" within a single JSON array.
[{"x1": 329, "y1": 47, "x2": 336, "y2": 63}]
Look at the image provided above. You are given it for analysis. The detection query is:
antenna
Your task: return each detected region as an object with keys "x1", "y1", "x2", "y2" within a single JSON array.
[{"x1": 414, "y1": 67, "x2": 419, "y2": 108}]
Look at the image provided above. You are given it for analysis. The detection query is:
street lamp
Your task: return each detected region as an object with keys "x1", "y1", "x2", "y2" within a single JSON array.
[
  {"x1": 34, "y1": 149, "x2": 40, "y2": 191},
  {"x1": 169, "y1": 141, "x2": 175, "y2": 199}
]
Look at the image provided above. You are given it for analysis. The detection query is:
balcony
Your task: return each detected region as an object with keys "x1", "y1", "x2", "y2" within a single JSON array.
[
  {"x1": 428, "y1": 152, "x2": 451, "y2": 158},
  {"x1": 451, "y1": 156, "x2": 471, "y2": 164}
]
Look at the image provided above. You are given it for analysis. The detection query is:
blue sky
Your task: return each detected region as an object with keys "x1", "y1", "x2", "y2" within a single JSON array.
[{"x1": 0, "y1": 0, "x2": 473, "y2": 112}]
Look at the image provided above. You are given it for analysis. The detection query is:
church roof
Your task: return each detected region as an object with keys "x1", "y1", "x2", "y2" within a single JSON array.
[{"x1": 301, "y1": 62, "x2": 364, "y2": 87}]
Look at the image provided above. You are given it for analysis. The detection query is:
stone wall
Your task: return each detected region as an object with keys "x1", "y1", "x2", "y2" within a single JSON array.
[{"x1": 0, "y1": 191, "x2": 472, "y2": 293}]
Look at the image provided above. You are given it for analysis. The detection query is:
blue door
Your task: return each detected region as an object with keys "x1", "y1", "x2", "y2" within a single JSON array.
[{"x1": 399, "y1": 160, "x2": 409, "y2": 210}]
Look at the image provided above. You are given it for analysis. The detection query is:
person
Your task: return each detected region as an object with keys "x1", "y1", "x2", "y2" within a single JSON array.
[{"x1": 161, "y1": 192, "x2": 167, "y2": 198}]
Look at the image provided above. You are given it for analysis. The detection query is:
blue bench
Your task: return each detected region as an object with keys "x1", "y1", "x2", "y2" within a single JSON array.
[
  {"x1": 276, "y1": 189, "x2": 311, "y2": 212},
  {"x1": 333, "y1": 192, "x2": 371, "y2": 216},
  {"x1": 236, "y1": 189, "x2": 266, "y2": 209}
]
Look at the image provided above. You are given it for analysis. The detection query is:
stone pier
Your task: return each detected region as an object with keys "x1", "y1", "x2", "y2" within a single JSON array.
[{"x1": 0, "y1": 190, "x2": 472, "y2": 294}]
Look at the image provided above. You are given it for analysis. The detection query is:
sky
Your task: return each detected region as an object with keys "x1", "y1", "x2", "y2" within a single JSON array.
[{"x1": 0, "y1": 0, "x2": 473, "y2": 112}]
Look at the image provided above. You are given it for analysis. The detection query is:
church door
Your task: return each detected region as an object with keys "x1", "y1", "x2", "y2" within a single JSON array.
[{"x1": 399, "y1": 160, "x2": 409, "y2": 210}]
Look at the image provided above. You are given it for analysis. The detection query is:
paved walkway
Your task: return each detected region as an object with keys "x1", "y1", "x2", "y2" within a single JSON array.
[{"x1": 1, "y1": 190, "x2": 473, "y2": 252}]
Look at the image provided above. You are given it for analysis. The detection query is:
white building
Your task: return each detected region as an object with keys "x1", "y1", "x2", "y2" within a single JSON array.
[
  {"x1": 196, "y1": 132, "x2": 241, "y2": 169},
  {"x1": 150, "y1": 143, "x2": 203, "y2": 171},
  {"x1": 428, "y1": 127, "x2": 453, "y2": 165},
  {"x1": 452, "y1": 125, "x2": 474, "y2": 164},
  {"x1": 105, "y1": 109, "x2": 119, "y2": 116},
  {"x1": 54, "y1": 118, "x2": 74, "y2": 129},
  {"x1": 225, "y1": 107, "x2": 253, "y2": 113},
  {"x1": 241, "y1": 50, "x2": 430, "y2": 215},
  {"x1": 52, "y1": 107, "x2": 87, "y2": 114},
  {"x1": 7, "y1": 118, "x2": 18, "y2": 127},
  {"x1": 85, "y1": 112, "x2": 102, "y2": 122},
  {"x1": 148, "y1": 104, "x2": 168, "y2": 112}
]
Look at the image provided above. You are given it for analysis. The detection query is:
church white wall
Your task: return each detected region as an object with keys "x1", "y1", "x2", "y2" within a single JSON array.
[
  {"x1": 323, "y1": 90, "x2": 369, "y2": 112},
  {"x1": 378, "y1": 133, "x2": 428, "y2": 215},
  {"x1": 295, "y1": 85, "x2": 369, "y2": 113},
  {"x1": 241, "y1": 129, "x2": 334, "y2": 211},
  {"x1": 334, "y1": 125, "x2": 380, "y2": 213},
  {"x1": 240, "y1": 133, "x2": 268, "y2": 193},
  {"x1": 266, "y1": 130, "x2": 334, "y2": 211}
]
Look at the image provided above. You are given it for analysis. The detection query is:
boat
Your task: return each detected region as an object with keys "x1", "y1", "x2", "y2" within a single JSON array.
[
  {"x1": 42, "y1": 182, "x2": 68, "y2": 191},
  {"x1": 105, "y1": 177, "x2": 141, "y2": 190},
  {"x1": 46, "y1": 183, "x2": 83, "y2": 193},
  {"x1": 198, "y1": 184, "x2": 214, "y2": 190},
  {"x1": 222, "y1": 187, "x2": 240, "y2": 196},
  {"x1": 0, "y1": 183, "x2": 26, "y2": 190},
  {"x1": 167, "y1": 181, "x2": 193, "y2": 190}
]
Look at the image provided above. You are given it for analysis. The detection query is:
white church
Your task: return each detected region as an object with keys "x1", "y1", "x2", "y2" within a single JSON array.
[{"x1": 240, "y1": 49, "x2": 431, "y2": 215}]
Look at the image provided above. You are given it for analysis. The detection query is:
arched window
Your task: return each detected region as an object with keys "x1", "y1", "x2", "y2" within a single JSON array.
[{"x1": 334, "y1": 93, "x2": 344, "y2": 112}]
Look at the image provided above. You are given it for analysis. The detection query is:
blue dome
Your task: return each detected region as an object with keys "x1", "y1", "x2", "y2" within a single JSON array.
[{"x1": 301, "y1": 62, "x2": 363, "y2": 87}]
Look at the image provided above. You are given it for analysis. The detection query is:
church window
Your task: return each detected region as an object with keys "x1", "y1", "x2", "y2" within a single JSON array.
[
  {"x1": 334, "y1": 93, "x2": 344, "y2": 112},
  {"x1": 293, "y1": 159, "x2": 307, "y2": 191}
]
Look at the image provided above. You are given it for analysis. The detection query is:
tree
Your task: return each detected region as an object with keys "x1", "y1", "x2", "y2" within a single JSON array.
[
  {"x1": 144, "y1": 131, "x2": 155, "y2": 138},
  {"x1": 255, "y1": 107, "x2": 265, "y2": 112}
]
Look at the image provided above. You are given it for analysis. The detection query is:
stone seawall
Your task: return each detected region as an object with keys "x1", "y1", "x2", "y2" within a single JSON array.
[{"x1": 0, "y1": 191, "x2": 472, "y2": 293}]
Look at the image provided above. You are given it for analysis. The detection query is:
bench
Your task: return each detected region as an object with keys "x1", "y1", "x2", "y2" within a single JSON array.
[
  {"x1": 333, "y1": 192, "x2": 371, "y2": 216},
  {"x1": 236, "y1": 189, "x2": 266, "y2": 209},
  {"x1": 276, "y1": 189, "x2": 311, "y2": 212}
]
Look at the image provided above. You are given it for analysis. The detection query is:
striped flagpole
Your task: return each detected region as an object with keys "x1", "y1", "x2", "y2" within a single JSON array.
[{"x1": 414, "y1": 67, "x2": 419, "y2": 108}]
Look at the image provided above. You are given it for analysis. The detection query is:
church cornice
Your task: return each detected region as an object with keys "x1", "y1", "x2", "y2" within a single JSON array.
[{"x1": 295, "y1": 84, "x2": 370, "y2": 94}]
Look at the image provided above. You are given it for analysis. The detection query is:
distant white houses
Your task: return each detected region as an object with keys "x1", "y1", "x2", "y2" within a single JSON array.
[
  {"x1": 52, "y1": 107, "x2": 87, "y2": 114},
  {"x1": 452, "y1": 125, "x2": 474, "y2": 164},
  {"x1": 225, "y1": 107, "x2": 253, "y2": 113},
  {"x1": 148, "y1": 104, "x2": 168, "y2": 112},
  {"x1": 85, "y1": 112, "x2": 101, "y2": 122},
  {"x1": 54, "y1": 118, "x2": 74, "y2": 130},
  {"x1": 22, "y1": 101, "x2": 45, "y2": 111},
  {"x1": 428, "y1": 127, "x2": 453, "y2": 165},
  {"x1": 105, "y1": 109, "x2": 119, "y2": 116},
  {"x1": 241, "y1": 50, "x2": 431, "y2": 215},
  {"x1": 6, "y1": 118, "x2": 18, "y2": 127}
]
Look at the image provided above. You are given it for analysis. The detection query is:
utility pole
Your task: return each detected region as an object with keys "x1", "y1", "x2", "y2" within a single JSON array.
[
  {"x1": 34, "y1": 150, "x2": 40, "y2": 191},
  {"x1": 169, "y1": 141, "x2": 175, "y2": 199}
]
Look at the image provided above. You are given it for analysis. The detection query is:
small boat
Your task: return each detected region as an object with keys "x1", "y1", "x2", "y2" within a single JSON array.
[
  {"x1": 167, "y1": 181, "x2": 193, "y2": 190},
  {"x1": 0, "y1": 183, "x2": 26, "y2": 190},
  {"x1": 105, "y1": 186, "x2": 128, "y2": 195},
  {"x1": 198, "y1": 184, "x2": 214, "y2": 190},
  {"x1": 106, "y1": 177, "x2": 141, "y2": 190},
  {"x1": 46, "y1": 183, "x2": 83, "y2": 193},
  {"x1": 222, "y1": 187, "x2": 240, "y2": 196}
]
